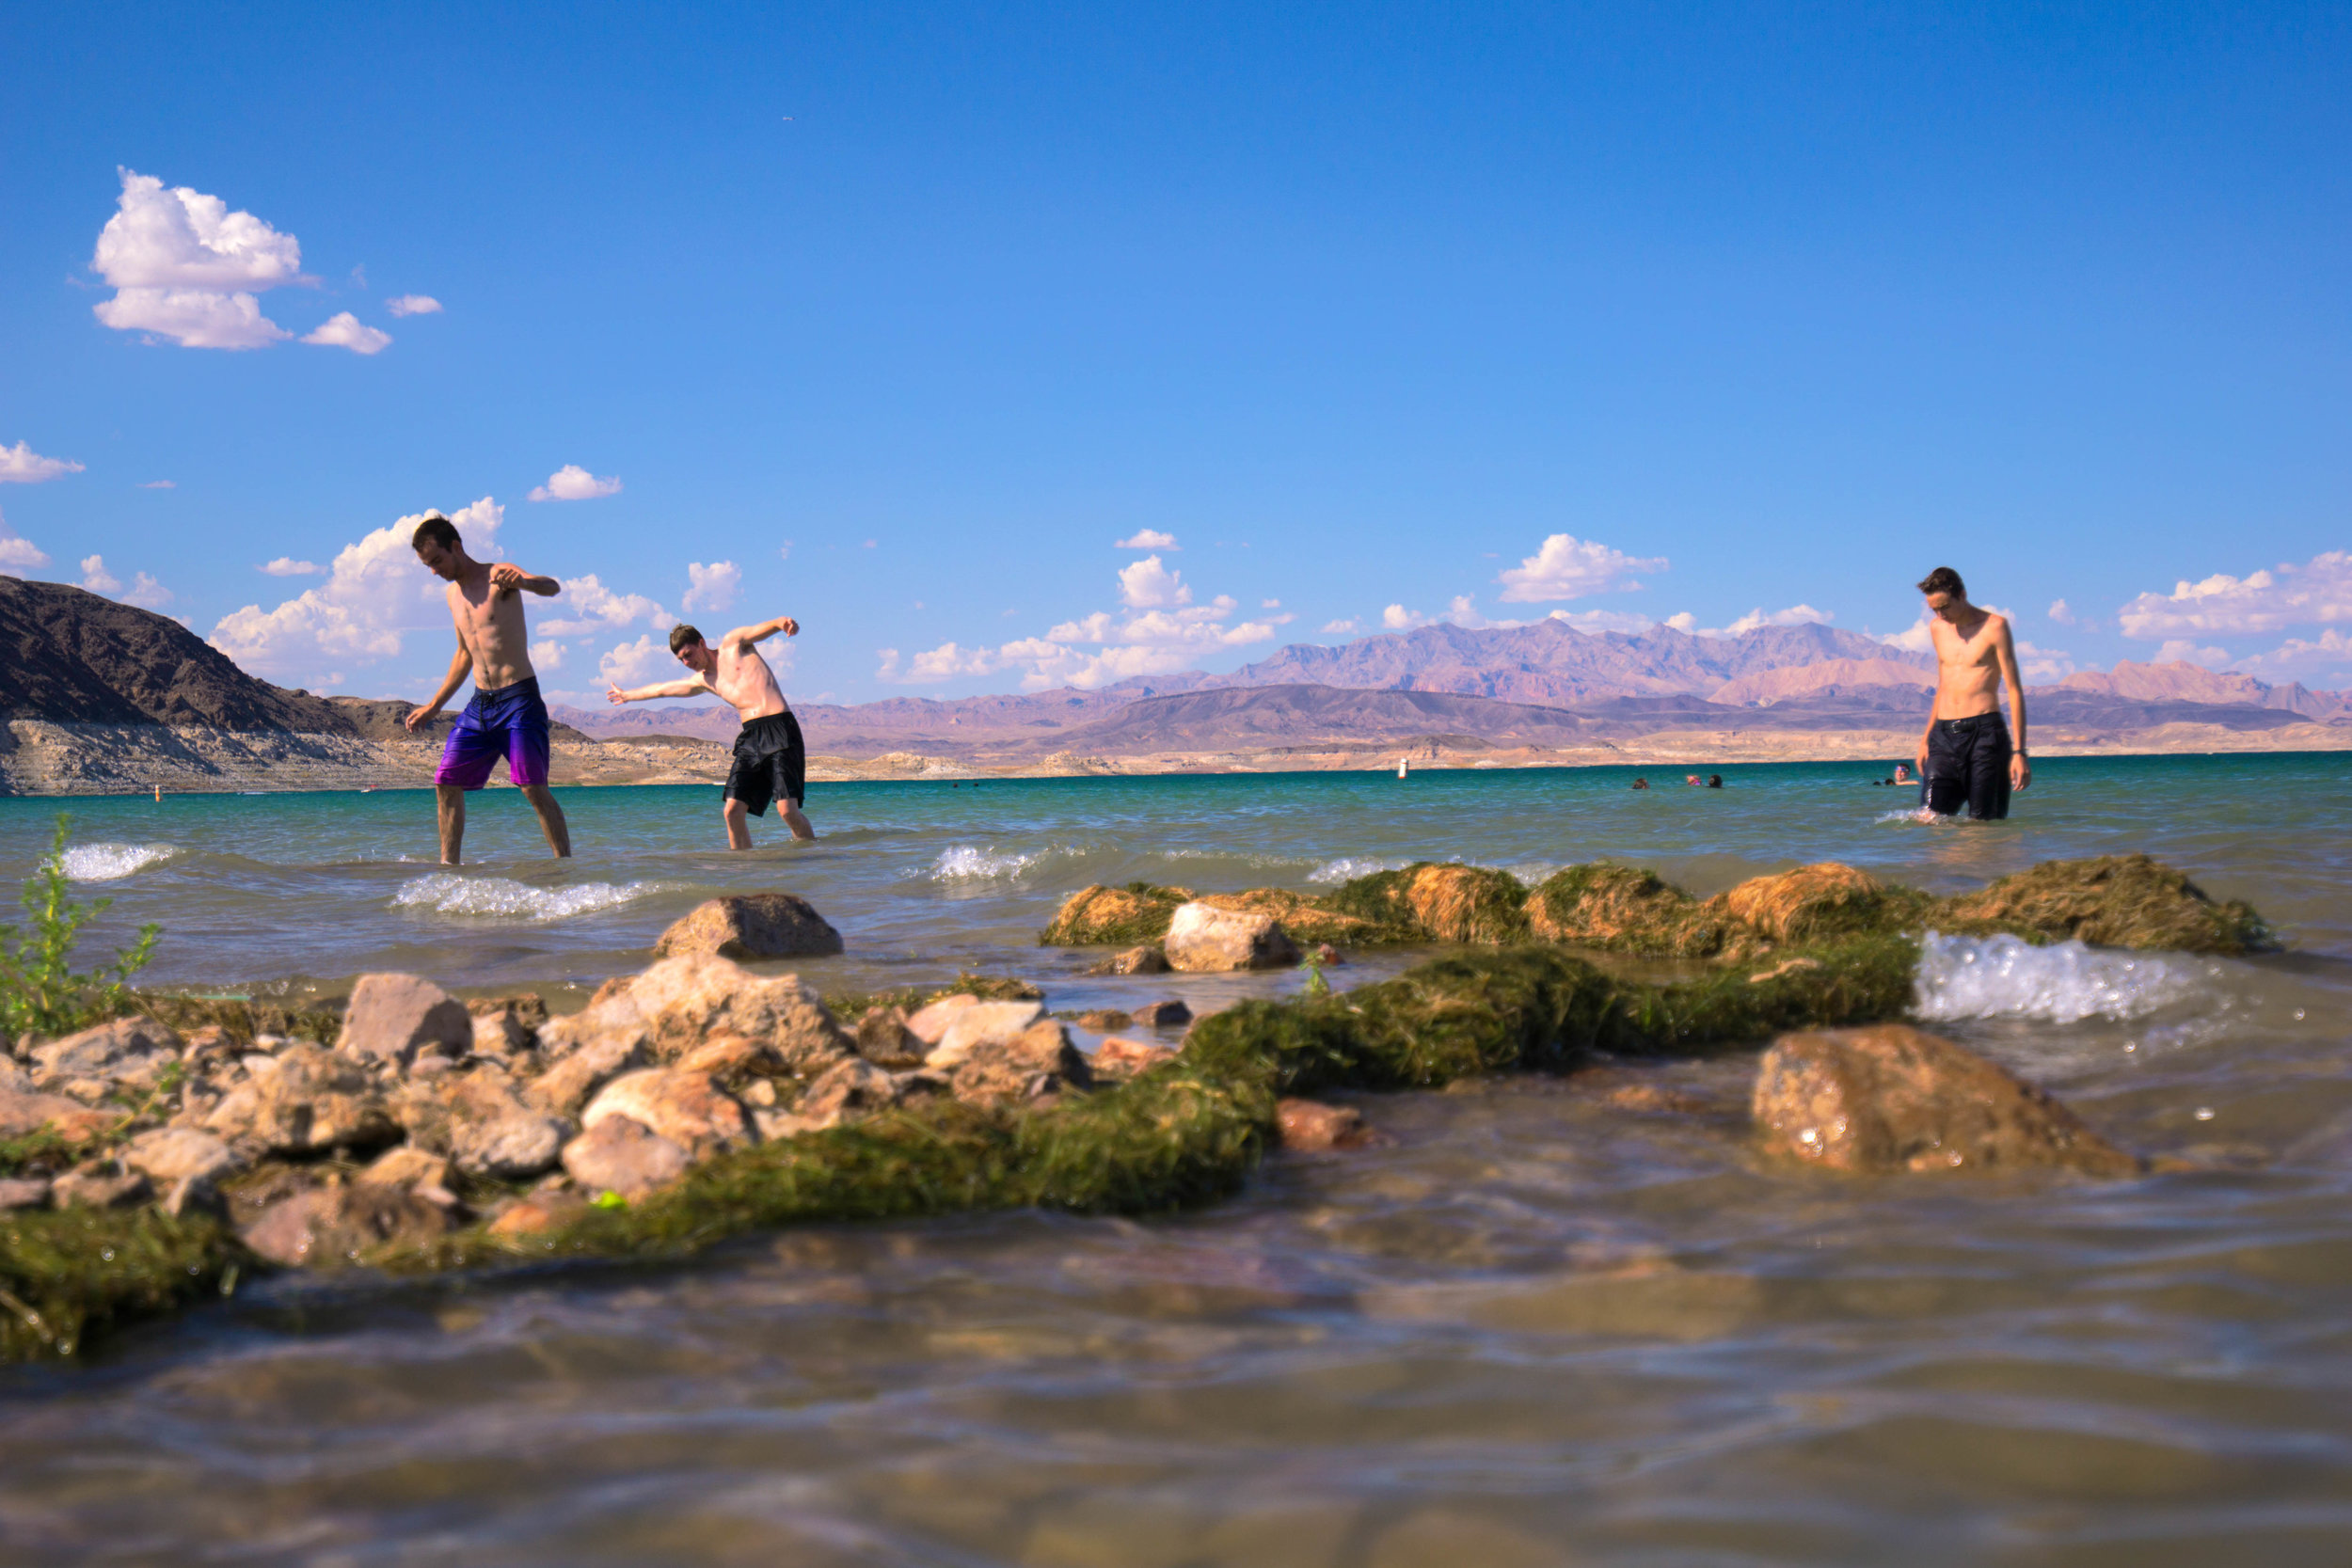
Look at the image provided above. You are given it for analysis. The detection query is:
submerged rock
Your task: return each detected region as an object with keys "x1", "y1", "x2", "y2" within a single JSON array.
[
  {"x1": 652, "y1": 894, "x2": 845, "y2": 960},
  {"x1": 242, "y1": 1182, "x2": 451, "y2": 1267},
  {"x1": 337, "y1": 974, "x2": 475, "y2": 1070},
  {"x1": 1130, "y1": 999, "x2": 1193, "y2": 1028},
  {"x1": 1752, "y1": 1023, "x2": 2140, "y2": 1176},
  {"x1": 1087, "y1": 944, "x2": 1170, "y2": 974},
  {"x1": 1276, "y1": 1097, "x2": 1375, "y2": 1151},
  {"x1": 1163, "y1": 902, "x2": 1301, "y2": 973},
  {"x1": 1089, "y1": 1037, "x2": 1178, "y2": 1082}
]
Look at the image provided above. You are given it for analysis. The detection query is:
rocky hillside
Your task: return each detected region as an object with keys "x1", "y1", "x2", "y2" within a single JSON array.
[{"x1": 2062, "y1": 659, "x2": 2347, "y2": 718}]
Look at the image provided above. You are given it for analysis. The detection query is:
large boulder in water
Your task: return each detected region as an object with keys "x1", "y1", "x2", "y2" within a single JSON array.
[
  {"x1": 1934, "y1": 853, "x2": 2273, "y2": 956},
  {"x1": 1321, "y1": 863, "x2": 1529, "y2": 944},
  {"x1": 1719, "y1": 863, "x2": 1924, "y2": 945},
  {"x1": 1752, "y1": 1023, "x2": 2139, "y2": 1176},
  {"x1": 1523, "y1": 864, "x2": 1734, "y2": 957},
  {"x1": 1041, "y1": 883, "x2": 1193, "y2": 946},
  {"x1": 653, "y1": 894, "x2": 844, "y2": 960},
  {"x1": 1163, "y1": 902, "x2": 1300, "y2": 973}
]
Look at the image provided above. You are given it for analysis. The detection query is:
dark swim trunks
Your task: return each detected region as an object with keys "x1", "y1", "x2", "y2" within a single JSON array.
[
  {"x1": 433, "y1": 676, "x2": 551, "y2": 791},
  {"x1": 1923, "y1": 712, "x2": 2012, "y2": 820},
  {"x1": 726, "y1": 711, "x2": 805, "y2": 816}
]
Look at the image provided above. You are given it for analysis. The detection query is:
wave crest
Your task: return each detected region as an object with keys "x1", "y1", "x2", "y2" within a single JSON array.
[
  {"x1": 60, "y1": 843, "x2": 176, "y2": 881},
  {"x1": 1912, "y1": 931, "x2": 2216, "y2": 1023},
  {"x1": 392, "y1": 875, "x2": 667, "y2": 921},
  {"x1": 918, "y1": 846, "x2": 1043, "y2": 883}
]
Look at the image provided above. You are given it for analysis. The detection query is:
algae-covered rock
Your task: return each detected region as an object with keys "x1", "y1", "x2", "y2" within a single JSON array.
[
  {"x1": 1196, "y1": 888, "x2": 1383, "y2": 948},
  {"x1": 1753, "y1": 1023, "x2": 2140, "y2": 1176},
  {"x1": 0, "y1": 1208, "x2": 239, "y2": 1359},
  {"x1": 1041, "y1": 882, "x2": 1194, "y2": 946},
  {"x1": 1933, "y1": 853, "x2": 2274, "y2": 956},
  {"x1": 1163, "y1": 902, "x2": 1301, "y2": 973},
  {"x1": 1719, "y1": 863, "x2": 1927, "y2": 944},
  {"x1": 1321, "y1": 863, "x2": 1530, "y2": 945},
  {"x1": 1523, "y1": 864, "x2": 1733, "y2": 957}
]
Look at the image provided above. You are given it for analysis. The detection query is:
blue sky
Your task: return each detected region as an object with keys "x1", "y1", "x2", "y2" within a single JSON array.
[{"x1": 3, "y1": 1, "x2": 2347, "y2": 707}]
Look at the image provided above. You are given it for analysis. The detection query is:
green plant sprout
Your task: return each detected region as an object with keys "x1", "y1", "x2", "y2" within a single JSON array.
[{"x1": 0, "y1": 816, "x2": 160, "y2": 1041}]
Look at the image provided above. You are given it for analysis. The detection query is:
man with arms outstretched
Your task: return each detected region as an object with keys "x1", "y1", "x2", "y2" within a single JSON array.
[
  {"x1": 405, "y1": 515, "x2": 573, "y2": 863},
  {"x1": 607, "y1": 617, "x2": 815, "y2": 845},
  {"x1": 1914, "y1": 565, "x2": 2029, "y2": 819}
]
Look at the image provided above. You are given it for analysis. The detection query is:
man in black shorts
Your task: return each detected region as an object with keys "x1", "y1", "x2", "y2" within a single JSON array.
[
  {"x1": 606, "y1": 616, "x2": 816, "y2": 845},
  {"x1": 1912, "y1": 566, "x2": 2029, "y2": 820}
]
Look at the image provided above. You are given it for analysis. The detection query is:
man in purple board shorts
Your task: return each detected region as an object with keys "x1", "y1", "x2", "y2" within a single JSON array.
[{"x1": 403, "y1": 514, "x2": 574, "y2": 864}]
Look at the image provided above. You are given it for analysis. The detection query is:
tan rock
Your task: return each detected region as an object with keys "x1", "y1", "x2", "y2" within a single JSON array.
[
  {"x1": 675, "y1": 1033, "x2": 788, "y2": 1085},
  {"x1": 203, "y1": 1043, "x2": 399, "y2": 1156},
  {"x1": 0, "y1": 1177, "x2": 51, "y2": 1211},
  {"x1": 1720, "y1": 863, "x2": 1898, "y2": 944},
  {"x1": 1753, "y1": 1024, "x2": 2141, "y2": 1176},
  {"x1": 1075, "y1": 1008, "x2": 1132, "y2": 1032},
  {"x1": 851, "y1": 1006, "x2": 926, "y2": 1068},
  {"x1": 791, "y1": 1057, "x2": 900, "y2": 1129},
  {"x1": 1090, "y1": 1037, "x2": 1178, "y2": 1082},
  {"x1": 337, "y1": 973, "x2": 475, "y2": 1069},
  {"x1": 619, "y1": 953, "x2": 854, "y2": 1073},
  {"x1": 944, "y1": 1018, "x2": 1091, "y2": 1108},
  {"x1": 1163, "y1": 902, "x2": 1300, "y2": 973},
  {"x1": 358, "y1": 1145, "x2": 452, "y2": 1191},
  {"x1": 1130, "y1": 999, "x2": 1193, "y2": 1028},
  {"x1": 31, "y1": 1016, "x2": 182, "y2": 1099},
  {"x1": 528, "y1": 999, "x2": 652, "y2": 1117},
  {"x1": 581, "y1": 1069, "x2": 754, "y2": 1160},
  {"x1": 561, "y1": 1114, "x2": 691, "y2": 1199},
  {"x1": 121, "y1": 1127, "x2": 240, "y2": 1186},
  {"x1": 0, "y1": 1084, "x2": 123, "y2": 1147},
  {"x1": 469, "y1": 1006, "x2": 538, "y2": 1061},
  {"x1": 924, "y1": 1001, "x2": 1046, "y2": 1069},
  {"x1": 1087, "y1": 945, "x2": 1170, "y2": 975},
  {"x1": 241, "y1": 1183, "x2": 451, "y2": 1267},
  {"x1": 903, "y1": 993, "x2": 980, "y2": 1046},
  {"x1": 395, "y1": 1065, "x2": 568, "y2": 1179},
  {"x1": 487, "y1": 1188, "x2": 590, "y2": 1238},
  {"x1": 53, "y1": 1168, "x2": 153, "y2": 1208},
  {"x1": 651, "y1": 893, "x2": 844, "y2": 959},
  {"x1": 1276, "y1": 1097, "x2": 1374, "y2": 1151}
]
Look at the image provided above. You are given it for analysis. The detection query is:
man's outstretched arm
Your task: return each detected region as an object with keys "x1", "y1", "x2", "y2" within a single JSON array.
[
  {"x1": 607, "y1": 676, "x2": 709, "y2": 704},
  {"x1": 489, "y1": 562, "x2": 561, "y2": 596},
  {"x1": 723, "y1": 615, "x2": 800, "y2": 648}
]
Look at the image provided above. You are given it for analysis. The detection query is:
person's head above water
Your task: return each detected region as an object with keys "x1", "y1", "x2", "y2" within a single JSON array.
[
  {"x1": 1917, "y1": 565, "x2": 1973, "y2": 621},
  {"x1": 669, "y1": 623, "x2": 718, "y2": 675},
  {"x1": 410, "y1": 514, "x2": 469, "y2": 582}
]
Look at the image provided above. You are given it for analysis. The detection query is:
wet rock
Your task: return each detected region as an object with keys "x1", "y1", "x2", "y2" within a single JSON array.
[
  {"x1": 791, "y1": 1056, "x2": 900, "y2": 1129},
  {"x1": 581, "y1": 1069, "x2": 755, "y2": 1160},
  {"x1": 1075, "y1": 1008, "x2": 1132, "y2": 1032},
  {"x1": 1087, "y1": 945, "x2": 1170, "y2": 975},
  {"x1": 203, "y1": 1043, "x2": 400, "y2": 1157},
  {"x1": 337, "y1": 973, "x2": 475, "y2": 1069},
  {"x1": 1130, "y1": 998, "x2": 1193, "y2": 1028},
  {"x1": 468, "y1": 996, "x2": 546, "y2": 1061},
  {"x1": 675, "y1": 1032, "x2": 792, "y2": 1086},
  {"x1": 1721, "y1": 863, "x2": 1912, "y2": 944},
  {"x1": 1308, "y1": 942, "x2": 1346, "y2": 968},
  {"x1": 850, "y1": 1006, "x2": 926, "y2": 1069},
  {"x1": 903, "y1": 993, "x2": 979, "y2": 1046},
  {"x1": 488, "y1": 1187, "x2": 590, "y2": 1237},
  {"x1": 1041, "y1": 883, "x2": 1191, "y2": 946},
  {"x1": 1276, "y1": 1097, "x2": 1375, "y2": 1151},
  {"x1": 943, "y1": 1019, "x2": 1091, "y2": 1109},
  {"x1": 241, "y1": 1182, "x2": 451, "y2": 1267},
  {"x1": 561, "y1": 1114, "x2": 691, "y2": 1199},
  {"x1": 1163, "y1": 902, "x2": 1301, "y2": 973},
  {"x1": 396, "y1": 1065, "x2": 568, "y2": 1180},
  {"x1": 1089, "y1": 1037, "x2": 1178, "y2": 1082},
  {"x1": 1524, "y1": 863, "x2": 1732, "y2": 958},
  {"x1": 53, "y1": 1168, "x2": 152, "y2": 1209},
  {"x1": 619, "y1": 953, "x2": 855, "y2": 1074},
  {"x1": 1753, "y1": 1024, "x2": 2141, "y2": 1176},
  {"x1": 528, "y1": 1001, "x2": 651, "y2": 1117},
  {"x1": 652, "y1": 893, "x2": 845, "y2": 960},
  {"x1": 121, "y1": 1127, "x2": 240, "y2": 1186},
  {"x1": 0, "y1": 1177, "x2": 52, "y2": 1211},
  {"x1": 924, "y1": 1001, "x2": 1046, "y2": 1069},
  {"x1": 358, "y1": 1145, "x2": 451, "y2": 1192},
  {"x1": 31, "y1": 1016, "x2": 182, "y2": 1101},
  {"x1": 1935, "y1": 852, "x2": 2273, "y2": 956}
]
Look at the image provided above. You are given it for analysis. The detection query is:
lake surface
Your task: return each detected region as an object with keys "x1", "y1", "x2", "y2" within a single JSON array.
[{"x1": 5, "y1": 752, "x2": 2352, "y2": 1564}]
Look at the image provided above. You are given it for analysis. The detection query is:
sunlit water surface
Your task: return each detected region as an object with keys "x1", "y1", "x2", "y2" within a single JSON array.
[{"x1": 5, "y1": 753, "x2": 2351, "y2": 1564}]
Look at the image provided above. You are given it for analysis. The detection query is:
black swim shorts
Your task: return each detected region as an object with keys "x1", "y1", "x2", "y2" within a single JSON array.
[
  {"x1": 1923, "y1": 712, "x2": 2012, "y2": 820},
  {"x1": 726, "y1": 711, "x2": 805, "y2": 816}
]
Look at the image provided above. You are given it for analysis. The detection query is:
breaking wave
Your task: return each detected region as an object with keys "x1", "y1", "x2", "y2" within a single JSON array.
[
  {"x1": 918, "y1": 846, "x2": 1045, "y2": 883},
  {"x1": 60, "y1": 843, "x2": 177, "y2": 881},
  {"x1": 1308, "y1": 856, "x2": 1408, "y2": 885},
  {"x1": 1912, "y1": 931, "x2": 2217, "y2": 1023},
  {"x1": 392, "y1": 875, "x2": 667, "y2": 921}
]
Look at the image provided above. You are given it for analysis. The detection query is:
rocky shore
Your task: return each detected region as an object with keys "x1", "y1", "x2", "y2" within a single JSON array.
[{"x1": 0, "y1": 855, "x2": 2271, "y2": 1361}]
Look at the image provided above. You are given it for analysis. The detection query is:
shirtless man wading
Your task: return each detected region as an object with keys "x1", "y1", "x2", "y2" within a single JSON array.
[
  {"x1": 1914, "y1": 565, "x2": 2029, "y2": 819},
  {"x1": 405, "y1": 515, "x2": 573, "y2": 863},
  {"x1": 606, "y1": 618, "x2": 815, "y2": 846}
]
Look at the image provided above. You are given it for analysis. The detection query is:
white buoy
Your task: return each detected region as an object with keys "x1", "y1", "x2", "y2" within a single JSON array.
[{"x1": 1397, "y1": 756, "x2": 1409, "y2": 779}]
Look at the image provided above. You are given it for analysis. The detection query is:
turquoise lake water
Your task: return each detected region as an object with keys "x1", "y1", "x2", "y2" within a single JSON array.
[{"x1": 5, "y1": 752, "x2": 2352, "y2": 1564}]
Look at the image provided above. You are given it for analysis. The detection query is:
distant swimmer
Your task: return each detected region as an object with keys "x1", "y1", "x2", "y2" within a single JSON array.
[
  {"x1": 1708, "y1": 774, "x2": 1723, "y2": 789},
  {"x1": 1893, "y1": 763, "x2": 1912, "y2": 785},
  {"x1": 1913, "y1": 566, "x2": 2028, "y2": 819},
  {"x1": 608, "y1": 618, "x2": 815, "y2": 846},
  {"x1": 405, "y1": 514, "x2": 571, "y2": 865},
  {"x1": 1631, "y1": 777, "x2": 1650, "y2": 790}
]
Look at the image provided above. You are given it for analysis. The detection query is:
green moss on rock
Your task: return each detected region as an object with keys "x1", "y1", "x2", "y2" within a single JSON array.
[
  {"x1": 1523, "y1": 864, "x2": 1734, "y2": 957},
  {"x1": 0, "y1": 1208, "x2": 242, "y2": 1361},
  {"x1": 1930, "y1": 853, "x2": 2275, "y2": 956},
  {"x1": 1319, "y1": 863, "x2": 1532, "y2": 945},
  {"x1": 1039, "y1": 882, "x2": 1195, "y2": 946}
]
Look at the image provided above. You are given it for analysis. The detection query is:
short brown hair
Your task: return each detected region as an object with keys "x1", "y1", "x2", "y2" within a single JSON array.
[
  {"x1": 668, "y1": 624, "x2": 705, "y2": 655},
  {"x1": 1916, "y1": 565, "x2": 1965, "y2": 598},
  {"x1": 411, "y1": 515, "x2": 460, "y2": 552}
]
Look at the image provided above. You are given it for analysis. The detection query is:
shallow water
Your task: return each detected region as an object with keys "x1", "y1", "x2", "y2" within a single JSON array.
[{"x1": 6, "y1": 753, "x2": 2352, "y2": 1563}]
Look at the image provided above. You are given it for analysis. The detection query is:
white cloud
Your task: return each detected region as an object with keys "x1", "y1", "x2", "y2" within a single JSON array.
[
  {"x1": 89, "y1": 169, "x2": 308, "y2": 350},
  {"x1": 1878, "y1": 616, "x2": 1936, "y2": 655},
  {"x1": 1118, "y1": 555, "x2": 1189, "y2": 609},
  {"x1": 1381, "y1": 604, "x2": 1432, "y2": 630},
  {"x1": 2048, "y1": 598, "x2": 2076, "y2": 626},
  {"x1": 0, "y1": 513, "x2": 49, "y2": 576},
  {"x1": 301, "y1": 312, "x2": 391, "y2": 355},
  {"x1": 1321, "y1": 618, "x2": 1360, "y2": 636},
  {"x1": 1495, "y1": 533, "x2": 1668, "y2": 603},
  {"x1": 210, "y1": 497, "x2": 504, "y2": 681},
  {"x1": 1664, "y1": 611, "x2": 1698, "y2": 633},
  {"x1": 1709, "y1": 604, "x2": 1832, "y2": 638},
  {"x1": 683, "y1": 561, "x2": 741, "y2": 615},
  {"x1": 1262, "y1": 598, "x2": 1281, "y2": 610},
  {"x1": 529, "y1": 640, "x2": 564, "y2": 672},
  {"x1": 261, "y1": 557, "x2": 320, "y2": 576},
  {"x1": 529, "y1": 465, "x2": 623, "y2": 502},
  {"x1": 1548, "y1": 608, "x2": 1655, "y2": 633},
  {"x1": 386, "y1": 294, "x2": 442, "y2": 317},
  {"x1": 2015, "y1": 639, "x2": 2074, "y2": 683},
  {"x1": 122, "y1": 572, "x2": 173, "y2": 610},
  {"x1": 539, "y1": 574, "x2": 675, "y2": 639},
  {"x1": 778, "y1": 542, "x2": 794, "y2": 561},
  {"x1": 2233, "y1": 629, "x2": 2352, "y2": 685},
  {"x1": 2117, "y1": 551, "x2": 2352, "y2": 639},
  {"x1": 139, "y1": 480, "x2": 175, "y2": 489},
  {"x1": 596, "y1": 634, "x2": 675, "y2": 690},
  {"x1": 0, "y1": 442, "x2": 86, "y2": 484},
  {"x1": 78, "y1": 555, "x2": 120, "y2": 594},
  {"x1": 2153, "y1": 639, "x2": 2231, "y2": 669},
  {"x1": 79, "y1": 554, "x2": 172, "y2": 609},
  {"x1": 1115, "y1": 529, "x2": 1180, "y2": 550}
]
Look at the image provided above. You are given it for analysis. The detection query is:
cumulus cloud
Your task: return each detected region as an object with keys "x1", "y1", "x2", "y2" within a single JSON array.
[
  {"x1": 1495, "y1": 533, "x2": 1668, "y2": 603},
  {"x1": 210, "y1": 497, "x2": 504, "y2": 681},
  {"x1": 78, "y1": 555, "x2": 120, "y2": 594},
  {"x1": 2153, "y1": 639, "x2": 2231, "y2": 669},
  {"x1": 1381, "y1": 604, "x2": 1432, "y2": 631},
  {"x1": 2233, "y1": 629, "x2": 2352, "y2": 685},
  {"x1": 138, "y1": 480, "x2": 175, "y2": 489},
  {"x1": 529, "y1": 640, "x2": 564, "y2": 672},
  {"x1": 89, "y1": 169, "x2": 308, "y2": 350},
  {"x1": 1712, "y1": 604, "x2": 1832, "y2": 638},
  {"x1": 0, "y1": 441, "x2": 85, "y2": 484},
  {"x1": 1115, "y1": 529, "x2": 1179, "y2": 550},
  {"x1": 300, "y1": 311, "x2": 391, "y2": 355},
  {"x1": 1118, "y1": 555, "x2": 1189, "y2": 609},
  {"x1": 2015, "y1": 639, "x2": 2074, "y2": 683},
  {"x1": 386, "y1": 294, "x2": 442, "y2": 317},
  {"x1": 1321, "y1": 618, "x2": 1360, "y2": 636},
  {"x1": 0, "y1": 513, "x2": 50, "y2": 576},
  {"x1": 1664, "y1": 611, "x2": 1698, "y2": 633},
  {"x1": 683, "y1": 560, "x2": 741, "y2": 615},
  {"x1": 80, "y1": 554, "x2": 172, "y2": 609},
  {"x1": 1878, "y1": 617, "x2": 1936, "y2": 655},
  {"x1": 529, "y1": 465, "x2": 623, "y2": 502},
  {"x1": 2117, "y1": 550, "x2": 2352, "y2": 639},
  {"x1": 261, "y1": 557, "x2": 320, "y2": 576},
  {"x1": 539, "y1": 574, "x2": 675, "y2": 639},
  {"x1": 596, "y1": 634, "x2": 675, "y2": 690},
  {"x1": 2048, "y1": 598, "x2": 2076, "y2": 626}
]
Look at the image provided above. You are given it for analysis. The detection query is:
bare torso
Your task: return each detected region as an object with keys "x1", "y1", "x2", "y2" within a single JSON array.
[
  {"x1": 709, "y1": 636, "x2": 789, "y2": 721},
  {"x1": 446, "y1": 567, "x2": 537, "y2": 690},
  {"x1": 1929, "y1": 608, "x2": 2007, "y2": 720}
]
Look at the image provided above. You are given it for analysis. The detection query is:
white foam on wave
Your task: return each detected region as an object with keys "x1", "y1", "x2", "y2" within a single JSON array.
[
  {"x1": 1308, "y1": 856, "x2": 1407, "y2": 884},
  {"x1": 1875, "y1": 805, "x2": 1948, "y2": 826},
  {"x1": 919, "y1": 845, "x2": 1044, "y2": 882},
  {"x1": 60, "y1": 843, "x2": 176, "y2": 881},
  {"x1": 1912, "y1": 931, "x2": 2216, "y2": 1023},
  {"x1": 392, "y1": 874, "x2": 666, "y2": 921}
]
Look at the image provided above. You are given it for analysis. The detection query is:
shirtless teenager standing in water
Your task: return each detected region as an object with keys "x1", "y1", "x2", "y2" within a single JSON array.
[
  {"x1": 606, "y1": 618, "x2": 815, "y2": 846},
  {"x1": 1914, "y1": 565, "x2": 2030, "y2": 819},
  {"x1": 405, "y1": 515, "x2": 573, "y2": 863}
]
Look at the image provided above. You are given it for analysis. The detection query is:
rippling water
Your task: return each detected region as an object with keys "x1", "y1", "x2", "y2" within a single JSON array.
[{"x1": 5, "y1": 752, "x2": 2351, "y2": 1563}]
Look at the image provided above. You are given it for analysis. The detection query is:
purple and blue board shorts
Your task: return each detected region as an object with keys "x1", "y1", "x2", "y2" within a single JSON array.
[{"x1": 433, "y1": 676, "x2": 552, "y2": 791}]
